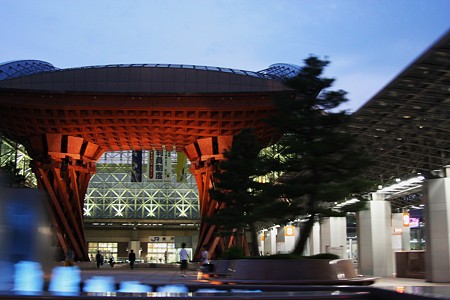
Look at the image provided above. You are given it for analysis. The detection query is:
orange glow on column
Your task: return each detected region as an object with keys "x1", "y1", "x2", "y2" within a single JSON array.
[
  {"x1": 402, "y1": 212, "x2": 410, "y2": 227},
  {"x1": 285, "y1": 226, "x2": 295, "y2": 236}
]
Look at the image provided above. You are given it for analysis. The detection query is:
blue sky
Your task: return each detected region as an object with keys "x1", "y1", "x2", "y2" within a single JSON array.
[{"x1": 1, "y1": 0, "x2": 449, "y2": 111}]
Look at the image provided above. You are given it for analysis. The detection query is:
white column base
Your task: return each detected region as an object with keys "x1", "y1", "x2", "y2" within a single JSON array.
[
  {"x1": 425, "y1": 178, "x2": 450, "y2": 282},
  {"x1": 357, "y1": 198, "x2": 393, "y2": 277}
]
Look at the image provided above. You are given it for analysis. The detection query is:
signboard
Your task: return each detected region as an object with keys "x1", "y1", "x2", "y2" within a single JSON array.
[
  {"x1": 409, "y1": 217, "x2": 420, "y2": 228},
  {"x1": 284, "y1": 226, "x2": 295, "y2": 236},
  {"x1": 149, "y1": 150, "x2": 172, "y2": 181},
  {"x1": 148, "y1": 236, "x2": 175, "y2": 243},
  {"x1": 402, "y1": 212, "x2": 410, "y2": 227},
  {"x1": 392, "y1": 234, "x2": 402, "y2": 251}
]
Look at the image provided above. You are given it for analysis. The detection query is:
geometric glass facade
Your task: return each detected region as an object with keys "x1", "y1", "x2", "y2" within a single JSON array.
[
  {"x1": 0, "y1": 136, "x2": 37, "y2": 187},
  {"x1": 84, "y1": 151, "x2": 200, "y2": 221},
  {"x1": 0, "y1": 138, "x2": 200, "y2": 223},
  {"x1": 0, "y1": 60, "x2": 58, "y2": 81}
]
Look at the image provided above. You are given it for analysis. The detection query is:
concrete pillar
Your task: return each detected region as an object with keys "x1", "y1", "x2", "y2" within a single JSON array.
[
  {"x1": 307, "y1": 222, "x2": 321, "y2": 256},
  {"x1": 129, "y1": 240, "x2": 141, "y2": 258},
  {"x1": 269, "y1": 227, "x2": 277, "y2": 254},
  {"x1": 275, "y1": 225, "x2": 296, "y2": 253},
  {"x1": 357, "y1": 193, "x2": 393, "y2": 277},
  {"x1": 276, "y1": 226, "x2": 286, "y2": 254},
  {"x1": 258, "y1": 231, "x2": 265, "y2": 256},
  {"x1": 263, "y1": 227, "x2": 277, "y2": 255},
  {"x1": 320, "y1": 217, "x2": 346, "y2": 259},
  {"x1": 424, "y1": 176, "x2": 450, "y2": 282},
  {"x1": 284, "y1": 225, "x2": 296, "y2": 253},
  {"x1": 392, "y1": 213, "x2": 411, "y2": 251}
]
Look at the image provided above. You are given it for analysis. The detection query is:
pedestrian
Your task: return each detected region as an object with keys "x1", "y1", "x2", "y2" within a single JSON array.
[
  {"x1": 64, "y1": 246, "x2": 75, "y2": 267},
  {"x1": 179, "y1": 242, "x2": 189, "y2": 277},
  {"x1": 95, "y1": 250, "x2": 102, "y2": 268},
  {"x1": 128, "y1": 249, "x2": 136, "y2": 269},
  {"x1": 108, "y1": 256, "x2": 115, "y2": 268},
  {"x1": 200, "y1": 246, "x2": 209, "y2": 272}
]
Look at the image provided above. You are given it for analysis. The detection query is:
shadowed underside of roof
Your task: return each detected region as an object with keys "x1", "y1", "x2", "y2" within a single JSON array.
[{"x1": 348, "y1": 29, "x2": 450, "y2": 186}]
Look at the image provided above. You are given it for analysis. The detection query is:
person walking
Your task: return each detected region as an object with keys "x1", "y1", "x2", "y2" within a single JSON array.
[
  {"x1": 179, "y1": 243, "x2": 189, "y2": 277},
  {"x1": 95, "y1": 250, "x2": 102, "y2": 268},
  {"x1": 200, "y1": 246, "x2": 209, "y2": 272},
  {"x1": 128, "y1": 249, "x2": 136, "y2": 269},
  {"x1": 108, "y1": 256, "x2": 115, "y2": 268},
  {"x1": 64, "y1": 246, "x2": 75, "y2": 267}
]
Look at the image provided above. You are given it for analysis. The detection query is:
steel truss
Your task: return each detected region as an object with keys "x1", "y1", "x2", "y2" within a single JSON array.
[
  {"x1": 84, "y1": 151, "x2": 199, "y2": 221},
  {"x1": 0, "y1": 136, "x2": 37, "y2": 187}
]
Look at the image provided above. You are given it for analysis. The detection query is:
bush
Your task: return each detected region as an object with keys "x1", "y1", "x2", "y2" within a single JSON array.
[
  {"x1": 245, "y1": 253, "x2": 339, "y2": 260},
  {"x1": 308, "y1": 253, "x2": 340, "y2": 260},
  {"x1": 221, "y1": 246, "x2": 244, "y2": 259},
  {"x1": 219, "y1": 249, "x2": 339, "y2": 260},
  {"x1": 245, "y1": 253, "x2": 302, "y2": 260}
]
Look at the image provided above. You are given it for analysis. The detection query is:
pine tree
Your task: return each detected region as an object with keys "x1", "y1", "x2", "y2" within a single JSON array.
[
  {"x1": 208, "y1": 128, "x2": 290, "y2": 256},
  {"x1": 266, "y1": 56, "x2": 373, "y2": 255}
]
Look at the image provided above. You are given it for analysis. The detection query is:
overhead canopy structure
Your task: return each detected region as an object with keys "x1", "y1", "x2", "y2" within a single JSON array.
[{"x1": 348, "y1": 30, "x2": 450, "y2": 197}]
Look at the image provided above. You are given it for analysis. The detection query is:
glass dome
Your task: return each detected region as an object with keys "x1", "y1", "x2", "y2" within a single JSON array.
[
  {"x1": 0, "y1": 60, "x2": 58, "y2": 81},
  {"x1": 0, "y1": 60, "x2": 300, "y2": 82},
  {"x1": 257, "y1": 63, "x2": 301, "y2": 80}
]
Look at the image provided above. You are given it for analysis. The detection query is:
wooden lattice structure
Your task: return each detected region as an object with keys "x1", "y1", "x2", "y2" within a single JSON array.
[{"x1": 0, "y1": 76, "x2": 288, "y2": 259}]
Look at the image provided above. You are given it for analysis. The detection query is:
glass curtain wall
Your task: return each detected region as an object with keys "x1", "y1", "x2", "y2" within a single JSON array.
[{"x1": 84, "y1": 150, "x2": 199, "y2": 221}]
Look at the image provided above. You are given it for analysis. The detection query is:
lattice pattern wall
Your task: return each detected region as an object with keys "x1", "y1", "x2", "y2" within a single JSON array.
[
  {"x1": 84, "y1": 151, "x2": 200, "y2": 220},
  {"x1": 0, "y1": 139, "x2": 199, "y2": 221},
  {"x1": 0, "y1": 136, "x2": 37, "y2": 187}
]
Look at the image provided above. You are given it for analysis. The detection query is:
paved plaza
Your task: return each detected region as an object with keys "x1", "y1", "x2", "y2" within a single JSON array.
[{"x1": 75, "y1": 264, "x2": 450, "y2": 299}]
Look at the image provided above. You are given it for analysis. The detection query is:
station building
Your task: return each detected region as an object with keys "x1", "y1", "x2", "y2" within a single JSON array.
[{"x1": 0, "y1": 29, "x2": 449, "y2": 281}]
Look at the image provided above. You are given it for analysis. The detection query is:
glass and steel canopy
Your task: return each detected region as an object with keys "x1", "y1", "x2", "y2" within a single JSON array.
[
  {"x1": 0, "y1": 60, "x2": 301, "y2": 81},
  {"x1": 0, "y1": 60, "x2": 58, "y2": 81}
]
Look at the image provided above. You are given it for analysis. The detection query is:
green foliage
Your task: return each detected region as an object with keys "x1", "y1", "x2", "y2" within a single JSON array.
[
  {"x1": 208, "y1": 55, "x2": 373, "y2": 257},
  {"x1": 208, "y1": 128, "x2": 291, "y2": 255},
  {"x1": 263, "y1": 55, "x2": 374, "y2": 254},
  {"x1": 233, "y1": 253, "x2": 340, "y2": 260},
  {"x1": 220, "y1": 246, "x2": 245, "y2": 260},
  {"x1": 308, "y1": 253, "x2": 340, "y2": 260},
  {"x1": 245, "y1": 253, "x2": 303, "y2": 260}
]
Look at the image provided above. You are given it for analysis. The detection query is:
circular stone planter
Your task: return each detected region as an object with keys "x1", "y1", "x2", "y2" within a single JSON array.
[{"x1": 212, "y1": 258, "x2": 365, "y2": 284}]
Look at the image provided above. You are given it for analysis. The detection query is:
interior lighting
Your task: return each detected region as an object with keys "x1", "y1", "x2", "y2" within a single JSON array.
[
  {"x1": 347, "y1": 198, "x2": 360, "y2": 204},
  {"x1": 333, "y1": 198, "x2": 360, "y2": 209},
  {"x1": 378, "y1": 175, "x2": 425, "y2": 196},
  {"x1": 411, "y1": 205, "x2": 423, "y2": 210}
]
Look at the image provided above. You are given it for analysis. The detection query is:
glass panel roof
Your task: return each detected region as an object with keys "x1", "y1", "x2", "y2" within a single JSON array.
[
  {"x1": 0, "y1": 60, "x2": 58, "y2": 81},
  {"x1": 0, "y1": 60, "x2": 300, "y2": 81}
]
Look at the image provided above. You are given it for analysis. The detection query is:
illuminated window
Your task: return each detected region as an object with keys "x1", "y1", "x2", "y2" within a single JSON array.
[{"x1": 88, "y1": 242, "x2": 118, "y2": 261}]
